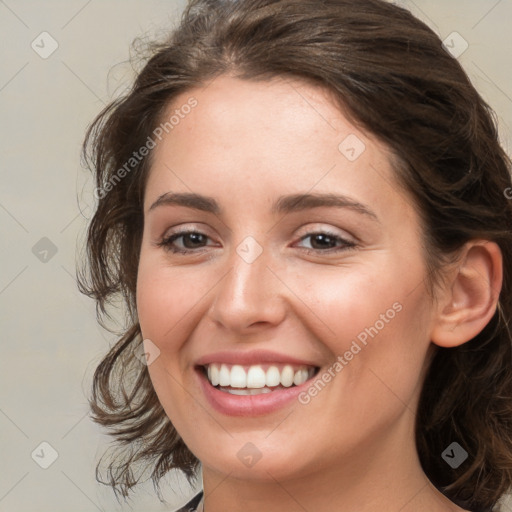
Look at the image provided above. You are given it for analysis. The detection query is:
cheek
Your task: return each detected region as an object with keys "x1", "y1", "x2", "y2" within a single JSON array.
[
  {"x1": 135, "y1": 251, "x2": 219, "y2": 410},
  {"x1": 136, "y1": 252, "x2": 211, "y2": 343},
  {"x1": 135, "y1": 254, "x2": 208, "y2": 427},
  {"x1": 289, "y1": 261, "x2": 432, "y2": 402},
  {"x1": 288, "y1": 263, "x2": 407, "y2": 346}
]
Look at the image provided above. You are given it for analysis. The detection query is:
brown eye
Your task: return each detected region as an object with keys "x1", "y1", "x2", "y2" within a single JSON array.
[
  {"x1": 297, "y1": 232, "x2": 355, "y2": 252},
  {"x1": 158, "y1": 231, "x2": 214, "y2": 254},
  {"x1": 179, "y1": 232, "x2": 208, "y2": 248},
  {"x1": 308, "y1": 233, "x2": 338, "y2": 249}
]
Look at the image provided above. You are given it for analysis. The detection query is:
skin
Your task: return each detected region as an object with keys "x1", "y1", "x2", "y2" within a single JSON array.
[{"x1": 136, "y1": 75, "x2": 501, "y2": 512}]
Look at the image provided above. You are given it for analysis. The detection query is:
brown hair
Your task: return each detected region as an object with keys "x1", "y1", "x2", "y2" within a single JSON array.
[{"x1": 79, "y1": 0, "x2": 512, "y2": 509}]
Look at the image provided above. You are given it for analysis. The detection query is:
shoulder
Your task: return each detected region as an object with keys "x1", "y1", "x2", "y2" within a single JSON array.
[{"x1": 174, "y1": 491, "x2": 204, "y2": 512}]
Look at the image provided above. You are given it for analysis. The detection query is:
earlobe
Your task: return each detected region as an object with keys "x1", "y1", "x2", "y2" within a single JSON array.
[{"x1": 431, "y1": 241, "x2": 503, "y2": 348}]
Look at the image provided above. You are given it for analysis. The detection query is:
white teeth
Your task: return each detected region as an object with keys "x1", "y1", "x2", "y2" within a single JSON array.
[
  {"x1": 281, "y1": 365, "x2": 295, "y2": 387},
  {"x1": 230, "y1": 365, "x2": 246, "y2": 388},
  {"x1": 204, "y1": 363, "x2": 316, "y2": 389},
  {"x1": 293, "y1": 368, "x2": 309, "y2": 386},
  {"x1": 219, "y1": 364, "x2": 231, "y2": 386},
  {"x1": 266, "y1": 366, "x2": 281, "y2": 387},
  {"x1": 210, "y1": 364, "x2": 220, "y2": 386},
  {"x1": 246, "y1": 366, "x2": 266, "y2": 388},
  {"x1": 221, "y1": 387, "x2": 274, "y2": 395},
  {"x1": 223, "y1": 388, "x2": 251, "y2": 395}
]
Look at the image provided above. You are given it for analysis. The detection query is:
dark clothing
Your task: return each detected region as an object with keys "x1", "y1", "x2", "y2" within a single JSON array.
[{"x1": 175, "y1": 491, "x2": 203, "y2": 512}]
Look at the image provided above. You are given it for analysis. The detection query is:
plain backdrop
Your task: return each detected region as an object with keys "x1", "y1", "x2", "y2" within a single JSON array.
[{"x1": 1, "y1": 1, "x2": 511, "y2": 511}]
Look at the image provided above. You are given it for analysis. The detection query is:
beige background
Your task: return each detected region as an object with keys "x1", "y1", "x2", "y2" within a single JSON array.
[{"x1": 0, "y1": 0, "x2": 511, "y2": 511}]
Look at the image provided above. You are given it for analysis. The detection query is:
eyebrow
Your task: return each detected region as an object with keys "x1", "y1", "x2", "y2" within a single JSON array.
[
  {"x1": 149, "y1": 192, "x2": 220, "y2": 214},
  {"x1": 148, "y1": 191, "x2": 378, "y2": 221}
]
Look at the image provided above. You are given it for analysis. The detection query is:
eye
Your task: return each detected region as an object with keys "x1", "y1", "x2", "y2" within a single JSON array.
[
  {"x1": 157, "y1": 230, "x2": 215, "y2": 254},
  {"x1": 156, "y1": 228, "x2": 356, "y2": 255},
  {"x1": 295, "y1": 231, "x2": 356, "y2": 253}
]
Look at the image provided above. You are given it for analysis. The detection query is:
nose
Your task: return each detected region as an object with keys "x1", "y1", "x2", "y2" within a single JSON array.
[{"x1": 208, "y1": 246, "x2": 287, "y2": 334}]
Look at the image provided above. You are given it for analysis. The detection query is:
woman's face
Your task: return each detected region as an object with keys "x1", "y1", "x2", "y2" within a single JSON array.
[{"x1": 137, "y1": 75, "x2": 437, "y2": 482}]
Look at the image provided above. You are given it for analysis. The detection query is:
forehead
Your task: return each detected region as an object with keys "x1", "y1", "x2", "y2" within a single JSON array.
[
  {"x1": 160, "y1": 75, "x2": 349, "y2": 155},
  {"x1": 144, "y1": 75, "x2": 413, "y2": 221}
]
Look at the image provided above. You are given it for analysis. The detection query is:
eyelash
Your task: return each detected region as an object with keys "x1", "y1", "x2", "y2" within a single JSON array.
[{"x1": 156, "y1": 229, "x2": 356, "y2": 255}]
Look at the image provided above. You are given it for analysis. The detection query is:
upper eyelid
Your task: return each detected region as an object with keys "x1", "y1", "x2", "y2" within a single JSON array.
[
  {"x1": 161, "y1": 223, "x2": 215, "y2": 238},
  {"x1": 295, "y1": 224, "x2": 352, "y2": 237},
  {"x1": 160, "y1": 226, "x2": 351, "y2": 240},
  {"x1": 161, "y1": 221, "x2": 353, "y2": 237}
]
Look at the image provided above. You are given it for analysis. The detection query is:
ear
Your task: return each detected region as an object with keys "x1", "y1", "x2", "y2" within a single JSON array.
[{"x1": 430, "y1": 240, "x2": 503, "y2": 348}]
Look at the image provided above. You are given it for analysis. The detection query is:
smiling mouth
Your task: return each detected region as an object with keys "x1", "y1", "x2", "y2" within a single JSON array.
[{"x1": 199, "y1": 363, "x2": 320, "y2": 395}]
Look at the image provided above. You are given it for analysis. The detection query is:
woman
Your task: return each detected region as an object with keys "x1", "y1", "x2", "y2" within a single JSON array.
[{"x1": 79, "y1": 0, "x2": 512, "y2": 511}]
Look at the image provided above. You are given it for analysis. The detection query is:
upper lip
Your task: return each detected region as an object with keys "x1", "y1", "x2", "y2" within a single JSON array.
[{"x1": 195, "y1": 349, "x2": 320, "y2": 367}]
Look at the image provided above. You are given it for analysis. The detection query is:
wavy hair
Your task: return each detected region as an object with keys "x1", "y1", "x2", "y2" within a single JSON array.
[{"x1": 78, "y1": 0, "x2": 512, "y2": 509}]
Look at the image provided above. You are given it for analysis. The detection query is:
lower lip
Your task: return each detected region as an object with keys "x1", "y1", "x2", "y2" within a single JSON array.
[{"x1": 196, "y1": 368, "x2": 317, "y2": 417}]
